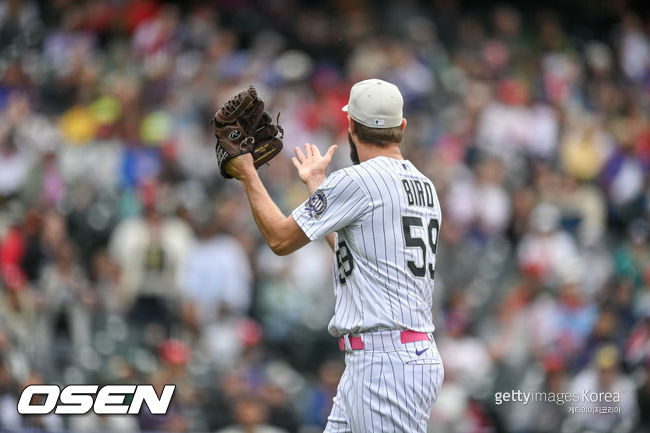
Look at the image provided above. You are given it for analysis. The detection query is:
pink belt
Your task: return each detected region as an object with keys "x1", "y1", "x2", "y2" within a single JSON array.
[{"x1": 338, "y1": 330, "x2": 430, "y2": 351}]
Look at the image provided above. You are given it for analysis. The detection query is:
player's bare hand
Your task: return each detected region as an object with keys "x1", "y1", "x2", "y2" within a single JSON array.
[
  {"x1": 292, "y1": 143, "x2": 337, "y2": 188},
  {"x1": 225, "y1": 153, "x2": 256, "y2": 181}
]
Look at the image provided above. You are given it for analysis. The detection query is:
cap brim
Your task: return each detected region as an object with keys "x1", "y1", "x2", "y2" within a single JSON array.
[{"x1": 341, "y1": 104, "x2": 348, "y2": 112}]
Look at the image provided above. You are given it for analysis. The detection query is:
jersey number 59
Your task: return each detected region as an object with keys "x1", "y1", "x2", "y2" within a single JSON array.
[{"x1": 402, "y1": 216, "x2": 439, "y2": 279}]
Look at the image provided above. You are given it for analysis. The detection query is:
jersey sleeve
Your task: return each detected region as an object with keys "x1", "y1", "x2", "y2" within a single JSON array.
[{"x1": 292, "y1": 170, "x2": 371, "y2": 241}]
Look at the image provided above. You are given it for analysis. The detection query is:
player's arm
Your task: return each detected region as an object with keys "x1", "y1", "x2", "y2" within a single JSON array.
[
  {"x1": 291, "y1": 143, "x2": 338, "y2": 251},
  {"x1": 227, "y1": 154, "x2": 310, "y2": 256}
]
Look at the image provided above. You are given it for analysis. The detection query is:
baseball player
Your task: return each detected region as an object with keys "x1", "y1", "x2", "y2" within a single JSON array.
[{"x1": 225, "y1": 79, "x2": 443, "y2": 433}]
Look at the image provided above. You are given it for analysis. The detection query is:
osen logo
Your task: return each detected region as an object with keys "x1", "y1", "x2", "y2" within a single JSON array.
[{"x1": 17, "y1": 384, "x2": 176, "y2": 415}]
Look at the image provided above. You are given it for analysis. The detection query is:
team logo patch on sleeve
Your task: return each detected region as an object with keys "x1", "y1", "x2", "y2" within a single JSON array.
[{"x1": 306, "y1": 190, "x2": 327, "y2": 219}]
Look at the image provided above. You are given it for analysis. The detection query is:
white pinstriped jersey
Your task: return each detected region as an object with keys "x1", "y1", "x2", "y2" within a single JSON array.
[{"x1": 292, "y1": 156, "x2": 442, "y2": 337}]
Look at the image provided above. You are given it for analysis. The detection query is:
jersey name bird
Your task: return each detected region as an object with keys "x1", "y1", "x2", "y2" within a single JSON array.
[{"x1": 402, "y1": 179, "x2": 436, "y2": 208}]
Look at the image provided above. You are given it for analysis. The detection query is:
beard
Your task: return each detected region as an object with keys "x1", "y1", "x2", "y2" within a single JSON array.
[{"x1": 347, "y1": 132, "x2": 360, "y2": 165}]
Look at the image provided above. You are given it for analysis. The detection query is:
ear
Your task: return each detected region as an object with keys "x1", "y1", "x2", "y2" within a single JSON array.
[
  {"x1": 347, "y1": 115, "x2": 355, "y2": 135},
  {"x1": 400, "y1": 118, "x2": 407, "y2": 131}
]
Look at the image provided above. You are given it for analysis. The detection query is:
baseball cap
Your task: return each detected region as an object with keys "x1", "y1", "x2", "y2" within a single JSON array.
[{"x1": 342, "y1": 79, "x2": 404, "y2": 128}]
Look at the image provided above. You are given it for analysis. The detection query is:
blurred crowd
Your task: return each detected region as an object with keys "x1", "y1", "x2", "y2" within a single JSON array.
[{"x1": 0, "y1": 0, "x2": 649, "y2": 432}]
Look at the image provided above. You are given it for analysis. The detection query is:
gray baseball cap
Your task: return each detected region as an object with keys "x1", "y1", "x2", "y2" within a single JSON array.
[{"x1": 342, "y1": 79, "x2": 404, "y2": 128}]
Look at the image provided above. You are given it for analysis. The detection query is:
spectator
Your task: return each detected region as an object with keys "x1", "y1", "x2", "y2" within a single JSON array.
[
  {"x1": 216, "y1": 394, "x2": 288, "y2": 433},
  {"x1": 178, "y1": 202, "x2": 253, "y2": 330},
  {"x1": 301, "y1": 359, "x2": 344, "y2": 429},
  {"x1": 569, "y1": 345, "x2": 638, "y2": 432},
  {"x1": 109, "y1": 204, "x2": 194, "y2": 335}
]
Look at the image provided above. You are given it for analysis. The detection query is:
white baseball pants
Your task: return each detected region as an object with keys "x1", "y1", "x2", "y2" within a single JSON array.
[{"x1": 324, "y1": 330, "x2": 444, "y2": 433}]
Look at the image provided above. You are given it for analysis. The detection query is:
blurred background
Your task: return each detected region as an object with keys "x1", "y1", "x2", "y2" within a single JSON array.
[{"x1": 0, "y1": 0, "x2": 649, "y2": 432}]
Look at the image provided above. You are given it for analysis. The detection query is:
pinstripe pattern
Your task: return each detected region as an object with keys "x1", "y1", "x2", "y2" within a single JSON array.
[
  {"x1": 322, "y1": 332, "x2": 444, "y2": 433},
  {"x1": 292, "y1": 156, "x2": 443, "y2": 433},
  {"x1": 292, "y1": 156, "x2": 442, "y2": 337}
]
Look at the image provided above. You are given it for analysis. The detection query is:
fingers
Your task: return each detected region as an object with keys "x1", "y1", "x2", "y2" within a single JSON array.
[
  {"x1": 295, "y1": 146, "x2": 306, "y2": 163},
  {"x1": 297, "y1": 142, "x2": 333, "y2": 162},
  {"x1": 304, "y1": 142, "x2": 313, "y2": 158},
  {"x1": 291, "y1": 156, "x2": 300, "y2": 169},
  {"x1": 325, "y1": 144, "x2": 338, "y2": 161}
]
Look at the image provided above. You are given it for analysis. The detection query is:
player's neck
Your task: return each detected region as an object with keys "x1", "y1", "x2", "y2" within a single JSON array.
[{"x1": 359, "y1": 143, "x2": 404, "y2": 162}]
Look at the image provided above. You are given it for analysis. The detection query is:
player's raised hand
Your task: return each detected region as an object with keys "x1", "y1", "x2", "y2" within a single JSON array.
[{"x1": 292, "y1": 142, "x2": 337, "y2": 189}]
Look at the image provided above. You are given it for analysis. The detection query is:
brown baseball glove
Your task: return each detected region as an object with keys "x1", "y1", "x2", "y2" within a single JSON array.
[{"x1": 211, "y1": 86, "x2": 283, "y2": 179}]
